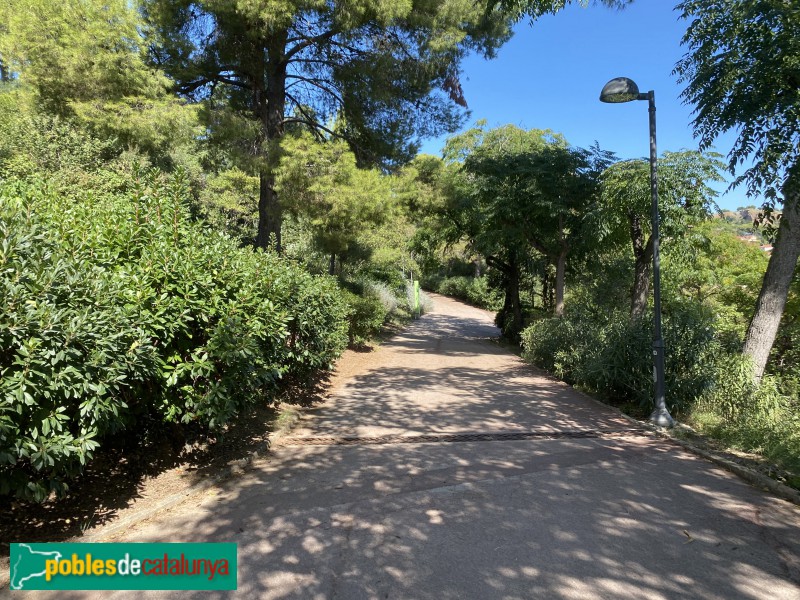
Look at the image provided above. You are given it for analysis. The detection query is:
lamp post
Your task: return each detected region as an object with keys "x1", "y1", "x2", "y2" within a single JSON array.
[{"x1": 600, "y1": 77, "x2": 674, "y2": 428}]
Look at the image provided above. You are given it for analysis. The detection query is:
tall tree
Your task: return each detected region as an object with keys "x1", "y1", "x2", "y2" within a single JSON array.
[
  {"x1": 277, "y1": 132, "x2": 393, "y2": 274},
  {"x1": 144, "y1": 0, "x2": 515, "y2": 252},
  {"x1": 0, "y1": 0, "x2": 199, "y2": 165},
  {"x1": 518, "y1": 142, "x2": 612, "y2": 316},
  {"x1": 439, "y1": 125, "x2": 552, "y2": 336},
  {"x1": 439, "y1": 124, "x2": 606, "y2": 335},
  {"x1": 675, "y1": 0, "x2": 800, "y2": 380},
  {"x1": 598, "y1": 151, "x2": 724, "y2": 318}
]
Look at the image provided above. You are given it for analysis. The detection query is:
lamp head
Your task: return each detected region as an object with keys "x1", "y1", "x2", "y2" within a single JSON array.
[{"x1": 600, "y1": 77, "x2": 643, "y2": 103}]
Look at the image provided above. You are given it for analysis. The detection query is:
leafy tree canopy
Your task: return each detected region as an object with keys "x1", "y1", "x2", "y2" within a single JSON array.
[
  {"x1": 277, "y1": 132, "x2": 394, "y2": 262},
  {"x1": 145, "y1": 0, "x2": 514, "y2": 168},
  {"x1": 598, "y1": 150, "x2": 726, "y2": 245},
  {"x1": 0, "y1": 0, "x2": 167, "y2": 111},
  {"x1": 0, "y1": 0, "x2": 200, "y2": 166},
  {"x1": 675, "y1": 0, "x2": 800, "y2": 203}
]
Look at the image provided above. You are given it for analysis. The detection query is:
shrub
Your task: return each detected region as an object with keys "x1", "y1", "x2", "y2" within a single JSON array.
[
  {"x1": 435, "y1": 276, "x2": 502, "y2": 310},
  {"x1": 0, "y1": 185, "x2": 157, "y2": 499},
  {"x1": 521, "y1": 303, "x2": 719, "y2": 415},
  {"x1": 521, "y1": 314, "x2": 599, "y2": 382},
  {"x1": 690, "y1": 356, "x2": 800, "y2": 473},
  {"x1": 342, "y1": 290, "x2": 388, "y2": 346},
  {"x1": 0, "y1": 171, "x2": 349, "y2": 500},
  {"x1": 363, "y1": 280, "x2": 400, "y2": 315}
]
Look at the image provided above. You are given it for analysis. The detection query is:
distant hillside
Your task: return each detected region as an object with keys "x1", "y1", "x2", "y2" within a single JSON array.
[
  {"x1": 719, "y1": 206, "x2": 760, "y2": 224},
  {"x1": 713, "y1": 206, "x2": 780, "y2": 251}
]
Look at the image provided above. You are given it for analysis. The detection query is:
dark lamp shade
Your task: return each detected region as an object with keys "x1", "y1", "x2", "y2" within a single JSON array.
[{"x1": 600, "y1": 77, "x2": 641, "y2": 103}]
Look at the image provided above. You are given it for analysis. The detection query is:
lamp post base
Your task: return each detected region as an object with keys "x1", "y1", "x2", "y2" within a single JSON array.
[{"x1": 649, "y1": 407, "x2": 675, "y2": 428}]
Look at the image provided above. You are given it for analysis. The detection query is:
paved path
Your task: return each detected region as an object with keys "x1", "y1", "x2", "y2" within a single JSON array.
[{"x1": 35, "y1": 295, "x2": 800, "y2": 599}]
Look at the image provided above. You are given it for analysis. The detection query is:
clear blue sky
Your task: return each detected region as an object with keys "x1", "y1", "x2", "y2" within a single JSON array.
[{"x1": 419, "y1": 1, "x2": 752, "y2": 211}]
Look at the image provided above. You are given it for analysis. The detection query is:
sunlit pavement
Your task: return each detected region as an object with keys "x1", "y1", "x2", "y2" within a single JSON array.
[{"x1": 36, "y1": 295, "x2": 800, "y2": 599}]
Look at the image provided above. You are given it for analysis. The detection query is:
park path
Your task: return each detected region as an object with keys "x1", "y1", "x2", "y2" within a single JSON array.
[{"x1": 36, "y1": 295, "x2": 800, "y2": 599}]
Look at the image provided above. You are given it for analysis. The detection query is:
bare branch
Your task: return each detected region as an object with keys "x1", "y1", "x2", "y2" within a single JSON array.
[{"x1": 285, "y1": 74, "x2": 345, "y2": 107}]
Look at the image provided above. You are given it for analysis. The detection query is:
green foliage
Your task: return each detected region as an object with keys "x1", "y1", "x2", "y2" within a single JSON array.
[
  {"x1": 198, "y1": 168, "x2": 260, "y2": 244},
  {"x1": 0, "y1": 0, "x2": 200, "y2": 169},
  {"x1": 435, "y1": 123, "x2": 611, "y2": 335},
  {"x1": 675, "y1": 0, "x2": 800, "y2": 203},
  {"x1": 596, "y1": 151, "x2": 725, "y2": 317},
  {"x1": 71, "y1": 97, "x2": 202, "y2": 169},
  {"x1": 771, "y1": 273, "x2": 800, "y2": 380},
  {"x1": 690, "y1": 356, "x2": 800, "y2": 473},
  {"x1": 0, "y1": 184, "x2": 156, "y2": 500},
  {"x1": 676, "y1": 0, "x2": 800, "y2": 384},
  {"x1": 520, "y1": 312, "x2": 598, "y2": 382},
  {"x1": 435, "y1": 276, "x2": 503, "y2": 311},
  {"x1": 597, "y1": 151, "x2": 725, "y2": 244},
  {"x1": 0, "y1": 172, "x2": 349, "y2": 501},
  {"x1": 145, "y1": 0, "x2": 517, "y2": 248},
  {"x1": 278, "y1": 133, "x2": 394, "y2": 261},
  {"x1": 340, "y1": 285, "x2": 390, "y2": 347},
  {"x1": 521, "y1": 303, "x2": 719, "y2": 415},
  {"x1": 0, "y1": 92, "x2": 119, "y2": 189},
  {"x1": 489, "y1": 0, "x2": 632, "y2": 22},
  {"x1": 662, "y1": 222, "x2": 769, "y2": 348},
  {"x1": 147, "y1": 0, "x2": 514, "y2": 160},
  {"x1": 0, "y1": 0, "x2": 167, "y2": 112}
]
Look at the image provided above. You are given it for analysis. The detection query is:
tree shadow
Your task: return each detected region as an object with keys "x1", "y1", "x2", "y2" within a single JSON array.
[{"x1": 46, "y1": 435, "x2": 800, "y2": 599}]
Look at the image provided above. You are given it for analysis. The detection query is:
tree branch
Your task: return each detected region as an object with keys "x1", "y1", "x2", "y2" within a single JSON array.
[
  {"x1": 284, "y1": 30, "x2": 337, "y2": 62},
  {"x1": 485, "y1": 254, "x2": 511, "y2": 273},
  {"x1": 283, "y1": 95, "x2": 346, "y2": 143},
  {"x1": 285, "y1": 74, "x2": 345, "y2": 106}
]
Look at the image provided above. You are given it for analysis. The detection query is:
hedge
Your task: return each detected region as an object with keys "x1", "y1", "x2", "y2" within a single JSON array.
[{"x1": 0, "y1": 169, "x2": 349, "y2": 500}]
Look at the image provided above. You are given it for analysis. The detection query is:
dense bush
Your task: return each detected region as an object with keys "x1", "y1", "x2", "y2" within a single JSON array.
[
  {"x1": 342, "y1": 290, "x2": 389, "y2": 346},
  {"x1": 521, "y1": 304, "x2": 719, "y2": 415},
  {"x1": 0, "y1": 171, "x2": 349, "y2": 500},
  {"x1": 363, "y1": 280, "x2": 400, "y2": 315},
  {"x1": 690, "y1": 356, "x2": 800, "y2": 473},
  {"x1": 339, "y1": 278, "x2": 411, "y2": 345}
]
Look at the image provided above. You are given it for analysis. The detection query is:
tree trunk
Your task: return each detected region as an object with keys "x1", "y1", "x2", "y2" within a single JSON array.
[
  {"x1": 254, "y1": 32, "x2": 288, "y2": 252},
  {"x1": 554, "y1": 248, "x2": 567, "y2": 317},
  {"x1": 630, "y1": 213, "x2": 654, "y2": 319},
  {"x1": 256, "y1": 171, "x2": 282, "y2": 251},
  {"x1": 506, "y1": 258, "x2": 523, "y2": 339},
  {"x1": 554, "y1": 216, "x2": 568, "y2": 317},
  {"x1": 329, "y1": 253, "x2": 336, "y2": 276},
  {"x1": 492, "y1": 253, "x2": 523, "y2": 340},
  {"x1": 743, "y1": 178, "x2": 800, "y2": 379},
  {"x1": 541, "y1": 271, "x2": 551, "y2": 313}
]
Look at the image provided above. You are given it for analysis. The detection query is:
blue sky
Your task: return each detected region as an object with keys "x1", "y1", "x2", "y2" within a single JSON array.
[{"x1": 419, "y1": 1, "x2": 751, "y2": 211}]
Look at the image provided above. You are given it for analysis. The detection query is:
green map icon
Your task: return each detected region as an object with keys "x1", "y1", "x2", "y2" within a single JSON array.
[{"x1": 10, "y1": 544, "x2": 63, "y2": 590}]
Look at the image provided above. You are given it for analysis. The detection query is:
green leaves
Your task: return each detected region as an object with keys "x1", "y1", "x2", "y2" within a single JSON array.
[
  {"x1": 675, "y1": 0, "x2": 800, "y2": 204},
  {"x1": 277, "y1": 133, "x2": 395, "y2": 258},
  {"x1": 0, "y1": 170, "x2": 349, "y2": 501}
]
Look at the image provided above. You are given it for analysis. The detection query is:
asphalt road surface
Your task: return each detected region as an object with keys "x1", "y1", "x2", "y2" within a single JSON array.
[{"x1": 25, "y1": 294, "x2": 800, "y2": 599}]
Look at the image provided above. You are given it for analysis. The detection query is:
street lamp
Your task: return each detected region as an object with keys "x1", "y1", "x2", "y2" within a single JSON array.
[{"x1": 600, "y1": 77, "x2": 674, "y2": 428}]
